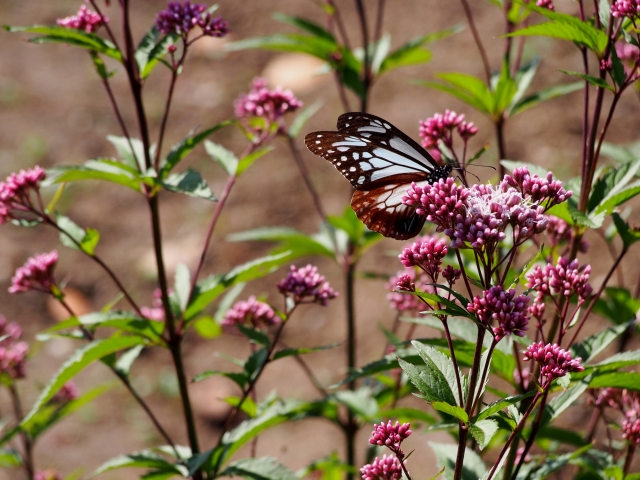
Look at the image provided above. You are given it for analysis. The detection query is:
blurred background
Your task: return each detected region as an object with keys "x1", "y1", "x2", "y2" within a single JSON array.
[{"x1": 1, "y1": 1, "x2": 640, "y2": 478}]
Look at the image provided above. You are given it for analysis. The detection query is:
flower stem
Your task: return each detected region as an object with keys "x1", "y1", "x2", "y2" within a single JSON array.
[
  {"x1": 459, "y1": 0, "x2": 492, "y2": 83},
  {"x1": 345, "y1": 258, "x2": 358, "y2": 480},
  {"x1": 9, "y1": 384, "x2": 34, "y2": 480}
]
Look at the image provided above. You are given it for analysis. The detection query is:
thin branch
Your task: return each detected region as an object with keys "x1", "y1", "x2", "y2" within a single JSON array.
[{"x1": 459, "y1": 0, "x2": 492, "y2": 83}]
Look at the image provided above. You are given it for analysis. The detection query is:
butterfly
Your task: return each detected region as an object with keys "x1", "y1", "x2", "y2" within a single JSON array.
[{"x1": 304, "y1": 112, "x2": 453, "y2": 240}]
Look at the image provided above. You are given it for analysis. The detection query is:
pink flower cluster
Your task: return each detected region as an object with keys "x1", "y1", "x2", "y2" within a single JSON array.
[
  {"x1": 360, "y1": 455, "x2": 403, "y2": 480},
  {"x1": 277, "y1": 265, "x2": 337, "y2": 306},
  {"x1": 222, "y1": 296, "x2": 279, "y2": 330},
  {"x1": 387, "y1": 268, "x2": 432, "y2": 312},
  {"x1": 504, "y1": 168, "x2": 572, "y2": 209},
  {"x1": 467, "y1": 286, "x2": 530, "y2": 341},
  {"x1": 155, "y1": 1, "x2": 229, "y2": 37},
  {"x1": 0, "y1": 166, "x2": 46, "y2": 225},
  {"x1": 235, "y1": 78, "x2": 303, "y2": 124},
  {"x1": 611, "y1": 0, "x2": 640, "y2": 18},
  {"x1": 0, "y1": 316, "x2": 28, "y2": 380},
  {"x1": 57, "y1": 5, "x2": 106, "y2": 33},
  {"x1": 140, "y1": 288, "x2": 172, "y2": 322},
  {"x1": 404, "y1": 168, "x2": 571, "y2": 253},
  {"x1": 615, "y1": 42, "x2": 640, "y2": 80},
  {"x1": 589, "y1": 388, "x2": 640, "y2": 446},
  {"x1": 523, "y1": 342, "x2": 584, "y2": 382},
  {"x1": 9, "y1": 251, "x2": 58, "y2": 294},
  {"x1": 536, "y1": 0, "x2": 554, "y2": 9},
  {"x1": 369, "y1": 421, "x2": 412, "y2": 459},
  {"x1": 418, "y1": 110, "x2": 477, "y2": 149},
  {"x1": 527, "y1": 257, "x2": 592, "y2": 310},
  {"x1": 399, "y1": 235, "x2": 448, "y2": 279},
  {"x1": 34, "y1": 471, "x2": 62, "y2": 480},
  {"x1": 51, "y1": 381, "x2": 80, "y2": 403},
  {"x1": 544, "y1": 216, "x2": 588, "y2": 252}
]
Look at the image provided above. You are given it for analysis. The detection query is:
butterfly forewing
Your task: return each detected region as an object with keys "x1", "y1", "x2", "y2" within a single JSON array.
[{"x1": 305, "y1": 131, "x2": 431, "y2": 190}]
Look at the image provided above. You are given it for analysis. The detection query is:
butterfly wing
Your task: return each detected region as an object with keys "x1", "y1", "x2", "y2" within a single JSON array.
[
  {"x1": 304, "y1": 131, "x2": 432, "y2": 190},
  {"x1": 351, "y1": 183, "x2": 426, "y2": 240}
]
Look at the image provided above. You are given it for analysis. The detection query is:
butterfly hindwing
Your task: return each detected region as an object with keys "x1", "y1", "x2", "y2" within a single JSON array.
[
  {"x1": 351, "y1": 184, "x2": 427, "y2": 240},
  {"x1": 304, "y1": 130, "x2": 431, "y2": 190}
]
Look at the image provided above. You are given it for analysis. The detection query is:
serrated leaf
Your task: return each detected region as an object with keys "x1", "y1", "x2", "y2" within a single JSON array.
[
  {"x1": 192, "y1": 370, "x2": 247, "y2": 389},
  {"x1": 613, "y1": 212, "x2": 640, "y2": 248},
  {"x1": 588, "y1": 371, "x2": 640, "y2": 390},
  {"x1": 136, "y1": 27, "x2": 178, "y2": 79},
  {"x1": 6, "y1": 25, "x2": 122, "y2": 60},
  {"x1": 186, "y1": 252, "x2": 292, "y2": 320},
  {"x1": 410, "y1": 341, "x2": 460, "y2": 406},
  {"x1": 161, "y1": 169, "x2": 216, "y2": 201},
  {"x1": 160, "y1": 122, "x2": 232, "y2": 176},
  {"x1": 205, "y1": 140, "x2": 238, "y2": 176},
  {"x1": 221, "y1": 456, "x2": 298, "y2": 480},
  {"x1": 22, "y1": 336, "x2": 147, "y2": 425},
  {"x1": 570, "y1": 321, "x2": 633, "y2": 364},
  {"x1": 469, "y1": 419, "x2": 498, "y2": 450},
  {"x1": 228, "y1": 226, "x2": 335, "y2": 259},
  {"x1": 56, "y1": 214, "x2": 100, "y2": 255},
  {"x1": 430, "y1": 442, "x2": 487, "y2": 480},
  {"x1": 431, "y1": 401, "x2": 468, "y2": 422},
  {"x1": 334, "y1": 388, "x2": 379, "y2": 419},
  {"x1": 0, "y1": 449, "x2": 21, "y2": 467},
  {"x1": 106, "y1": 135, "x2": 147, "y2": 171}
]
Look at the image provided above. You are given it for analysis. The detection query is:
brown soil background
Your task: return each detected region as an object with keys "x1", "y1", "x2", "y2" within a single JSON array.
[{"x1": 1, "y1": 0, "x2": 640, "y2": 478}]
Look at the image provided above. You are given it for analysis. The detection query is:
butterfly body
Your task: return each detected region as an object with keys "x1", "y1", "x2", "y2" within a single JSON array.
[{"x1": 305, "y1": 112, "x2": 452, "y2": 240}]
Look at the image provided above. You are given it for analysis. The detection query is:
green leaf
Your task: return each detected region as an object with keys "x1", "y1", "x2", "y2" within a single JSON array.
[
  {"x1": 22, "y1": 336, "x2": 147, "y2": 425},
  {"x1": 221, "y1": 456, "x2": 297, "y2": 480},
  {"x1": 588, "y1": 371, "x2": 640, "y2": 390},
  {"x1": 44, "y1": 159, "x2": 147, "y2": 192},
  {"x1": 379, "y1": 24, "x2": 463, "y2": 74},
  {"x1": 238, "y1": 147, "x2": 274, "y2": 176},
  {"x1": 430, "y1": 442, "x2": 487, "y2": 480},
  {"x1": 136, "y1": 27, "x2": 178, "y2": 79},
  {"x1": 205, "y1": 140, "x2": 238, "y2": 176},
  {"x1": 0, "y1": 449, "x2": 21, "y2": 467},
  {"x1": 56, "y1": 214, "x2": 100, "y2": 255},
  {"x1": 228, "y1": 227, "x2": 335, "y2": 259},
  {"x1": 590, "y1": 350, "x2": 640, "y2": 372},
  {"x1": 537, "y1": 426, "x2": 588, "y2": 447},
  {"x1": 226, "y1": 33, "x2": 337, "y2": 59},
  {"x1": 507, "y1": 7, "x2": 608, "y2": 53},
  {"x1": 237, "y1": 325, "x2": 271, "y2": 348},
  {"x1": 115, "y1": 345, "x2": 145, "y2": 378},
  {"x1": 160, "y1": 122, "x2": 232, "y2": 177},
  {"x1": 510, "y1": 81, "x2": 583, "y2": 116},
  {"x1": 77, "y1": 311, "x2": 165, "y2": 343},
  {"x1": 431, "y1": 401, "x2": 468, "y2": 422},
  {"x1": 244, "y1": 348, "x2": 269, "y2": 383},
  {"x1": 612, "y1": 212, "x2": 640, "y2": 248},
  {"x1": 571, "y1": 321, "x2": 633, "y2": 364},
  {"x1": 192, "y1": 370, "x2": 248, "y2": 389},
  {"x1": 416, "y1": 73, "x2": 494, "y2": 116},
  {"x1": 560, "y1": 70, "x2": 613, "y2": 91},
  {"x1": 106, "y1": 135, "x2": 147, "y2": 171},
  {"x1": 90, "y1": 450, "x2": 188, "y2": 477},
  {"x1": 193, "y1": 316, "x2": 222, "y2": 339},
  {"x1": 90, "y1": 52, "x2": 113, "y2": 80},
  {"x1": 474, "y1": 391, "x2": 536, "y2": 422},
  {"x1": 541, "y1": 374, "x2": 592, "y2": 427},
  {"x1": 469, "y1": 419, "x2": 498, "y2": 450},
  {"x1": 273, "y1": 13, "x2": 335, "y2": 42},
  {"x1": 334, "y1": 388, "x2": 379, "y2": 419},
  {"x1": 174, "y1": 263, "x2": 191, "y2": 313},
  {"x1": 273, "y1": 342, "x2": 340, "y2": 360},
  {"x1": 589, "y1": 160, "x2": 640, "y2": 212},
  {"x1": 288, "y1": 100, "x2": 323, "y2": 139},
  {"x1": 401, "y1": 341, "x2": 459, "y2": 406},
  {"x1": 161, "y1": 169, "x2": 216, "y2": 201},
  {"x1": 186, "y1": 251, "x2": 292, "y2": 320},
  {"x1": 5, "y1": 25, "x2": 122, "y2": 61}
]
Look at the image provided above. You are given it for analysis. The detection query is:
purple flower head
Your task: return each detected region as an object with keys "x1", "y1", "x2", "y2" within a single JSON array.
[
  {"x1": 457, "y1": 120, "x2": 478, "y2": 140},
  {"x1": 235, "y1": 78, "x2": 303, "y2": 125},
  {"x1": 0, "y1": 166, "x2": 47, "y2": 224},
  {"x1": 623, "y1": 418, "x2": 640, "y2": 446},
  {"x1": 9, "y1": 251, "x2": 58, "y2": 294},
  {"x1": 526, "y1": 256, "x2": 592, "y2": 303},
  {"x1": 34, "y1": 471, "x2": 63, "y2": 480},
  {"x1": 0, "y1": 316, "x2": 23, "y2": 345},
  {"x1": 467, "y1": 286, "x2": 530, "y2": 341},
  {"x1": 611, "y1": 0, "x2": 640, "y2": 18},
  {"x1": 442, "y1": 265, "x2": 461, "y2": 286},
  {"x1": 387, "y1": 269, "x2": 423, "y2": 312},
  {"x1": 589, "y1": 387, "x2": 625, "y2": 408},
  {"x1": 0, "y1": 341, "x2": 28, "y2": 380},
  {"x1": 536, "y1": 0, "x2": 554, "y2": 9},
  {"x1": 369, "y1": 421, "x2": 412, "y2": 459},
  {"x1": 57, "y1": 5, "x2": 106, "y2": 33},
  {"x1": 523, "y1": 342, "x2": 584, "y2": 382},
  {"x1": 418, "y1": 110, "x2": 465, "y2": 149},
  {"x1": 277, "y1": 265, "x2": 337, "y2": 306},
  {"x1": 361, "y1": 455, "x2": 403, "y2": 480},
  {"x1": 51, "y1": 381, "x2": 80, "y2": 403},
  {"x1": 505, "y1": 167, "x2": 572, "y2": 209},
  {"x1": 222, "y1": 296, "x2": 279, "y2": 330},
  {"x1": 398, "y1": 235, "x2": 448, "y2": 279},
  {"x1": 402, "y1": 178, "x2": 469, "y2": 232},
  {"x1": 155, "y1": 1, "x2": 229, "y2": 37}
]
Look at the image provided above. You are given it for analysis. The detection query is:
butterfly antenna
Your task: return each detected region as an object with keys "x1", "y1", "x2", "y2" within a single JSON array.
[{"x1": 467, "y1": 163, "x2": 497, "y2": 171}]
